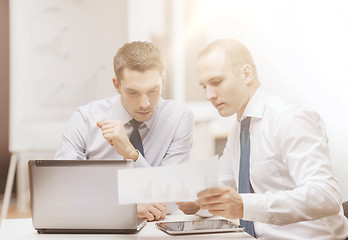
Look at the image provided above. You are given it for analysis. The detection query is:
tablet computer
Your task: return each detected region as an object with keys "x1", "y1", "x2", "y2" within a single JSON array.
[{"x1": 155, "y1": 219, "x2": 244, "y2": 235}]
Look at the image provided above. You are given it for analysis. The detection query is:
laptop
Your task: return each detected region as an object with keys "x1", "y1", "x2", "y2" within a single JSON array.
[{"x1": 28, "y1": 160, "x2": 146, "y2": 234}]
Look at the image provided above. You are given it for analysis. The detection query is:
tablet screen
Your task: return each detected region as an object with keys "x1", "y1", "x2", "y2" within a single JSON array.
[{"x1": 156, "y1": 219, "x2": 244, "y2": 235}]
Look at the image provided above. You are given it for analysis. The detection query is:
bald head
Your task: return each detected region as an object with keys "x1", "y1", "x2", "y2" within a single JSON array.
[
  {"x1": 197, "y1": 39, "x2": 260, "y2": 118},
  {"x1": 199, "y1": 39, "x2": 257, "y2": 78}
]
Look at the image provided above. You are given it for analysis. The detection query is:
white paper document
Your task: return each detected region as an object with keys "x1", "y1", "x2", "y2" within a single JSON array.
[{"x1": 117, "y1": 156, "x2": 219, "y2": 204}]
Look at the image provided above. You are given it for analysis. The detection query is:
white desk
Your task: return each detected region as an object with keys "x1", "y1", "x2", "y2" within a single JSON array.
[{"x1": 0, "y1": 213, "x2": 255, "y2": 240}]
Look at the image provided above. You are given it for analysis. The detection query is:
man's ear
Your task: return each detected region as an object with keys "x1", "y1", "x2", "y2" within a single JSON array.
[
  {"x1": 241, "y1": 64, "x2": 253, "y2": 84},
  {"x1": 161, "y1": 78, "x2": 165, "y2": 93},
  {"x1": 113, "y1": 77, "x2": 121, "y2": 94}
]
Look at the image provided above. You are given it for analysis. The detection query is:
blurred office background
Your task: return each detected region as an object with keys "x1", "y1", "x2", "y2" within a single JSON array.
[{"x1": 1, "y1": 0, "x2": 348, "y2": 217}]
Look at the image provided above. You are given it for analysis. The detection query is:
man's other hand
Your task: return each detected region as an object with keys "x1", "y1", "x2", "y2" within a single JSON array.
[
  {"x1": 137, "y1": 203, "x2": 167, "y2": 221},
  {"x1": 96, "y1": 121, "x2": 138, "y2": 160},
  {"x1": 176, "y1": 201, "x2": 200, "y2": 215}
]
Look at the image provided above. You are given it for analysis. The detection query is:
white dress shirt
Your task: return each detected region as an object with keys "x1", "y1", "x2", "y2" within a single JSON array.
[
  {"x1": 219, "y1": 87, "x2": 348, "y2": 240},
  {"x1": 54, "y1": 95, "x2": 194, "y2": 168}
]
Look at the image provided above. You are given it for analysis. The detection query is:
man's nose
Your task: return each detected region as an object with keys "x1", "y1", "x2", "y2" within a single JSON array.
[
  {"x1": 139, "y1": 94, "x2": 150, "y2": 109},
  {"x1": 205, "y1": 87, "x2": 217, "y2": 101}
]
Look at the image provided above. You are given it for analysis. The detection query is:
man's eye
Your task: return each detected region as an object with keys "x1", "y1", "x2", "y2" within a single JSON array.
[
  {"x1": 212, "y1": 80, "x2": 221, "y2": 85},
  {"x1": 149, "y1": 89, "x2": 157, "y2": 94},
  {"x1": 128, "y1": 92, "x2": 137, "y2": 95}
]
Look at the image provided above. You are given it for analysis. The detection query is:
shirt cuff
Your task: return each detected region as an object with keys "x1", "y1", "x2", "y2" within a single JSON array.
[
  {"x1": 133, "y1": 150, "x2": 151, "y2": 168},
  {"x1": 196, "y1": 209, "x2": 214, "y2": 218},
  {"x1": 166, "y1": 202, "x2": 179, "y2": 214},
  {"x1": 240, "y1": 193, "x2": 268, "y2": 222}
]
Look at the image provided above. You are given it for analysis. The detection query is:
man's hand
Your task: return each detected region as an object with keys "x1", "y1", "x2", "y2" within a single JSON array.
[
  {"x1": 196, "y1": 186, "x2": 243, "y2": 220},
  {"x1": 96, "y1": 121, "x2": 138, "y2": 161},
  {"x1": 176, "y1": 202, "x2": 200, "y2": 215},
  {"x1": 137, "y1": 203, "x2": 167, "y2": 221}
]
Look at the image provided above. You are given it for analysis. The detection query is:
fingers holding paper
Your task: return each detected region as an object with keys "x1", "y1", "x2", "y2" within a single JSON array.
[
  {"x1": 195, "y1": 186, "x2": 244, "y2": 220},
  {"x1": 176, "y1": 201, "x2": 200, "y2": 215},
  {"x1": 137, "y1": 203, "x2": 167, "y2": 221}
]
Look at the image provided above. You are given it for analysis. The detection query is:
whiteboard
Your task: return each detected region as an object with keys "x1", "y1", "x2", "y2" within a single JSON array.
[{"x1": 9, "y1": 0, "x2": 127, "y2": 152}]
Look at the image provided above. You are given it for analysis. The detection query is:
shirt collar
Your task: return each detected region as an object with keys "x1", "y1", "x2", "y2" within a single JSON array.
[
  {"x1": 241, "y1": 86, "x2": 268, "y2": 121},
  {"x1": 111, "y1": 95, "x2": 164, "y2": 129}
]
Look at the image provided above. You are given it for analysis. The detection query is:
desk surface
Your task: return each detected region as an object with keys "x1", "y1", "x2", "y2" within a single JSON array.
[{"x1": 0, "y1": 212, "x2": 255, "y2": 240}]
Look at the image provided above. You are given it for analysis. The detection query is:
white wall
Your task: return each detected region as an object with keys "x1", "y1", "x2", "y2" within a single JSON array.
[
  {"x1": 193, "y1": 0, "x2": 348, "y2": 200},
  {"x1": 127, "y1": 0, "x2": 167, "y2": 42}
]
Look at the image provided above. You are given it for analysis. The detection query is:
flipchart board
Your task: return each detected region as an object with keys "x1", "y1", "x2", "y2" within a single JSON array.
[{"x1": 9, "y1": 0, "x2": 127, "y2": 153}]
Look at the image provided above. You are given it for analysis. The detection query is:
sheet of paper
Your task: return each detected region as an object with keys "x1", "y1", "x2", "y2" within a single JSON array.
[{"x1": 117, "y1": 156, "x2": 219, "y2": 204}]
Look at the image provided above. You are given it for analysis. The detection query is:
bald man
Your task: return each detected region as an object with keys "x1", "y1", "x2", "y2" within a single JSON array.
[{"x1": 178, "y1": 39, "x2": 348, "y2": 239}]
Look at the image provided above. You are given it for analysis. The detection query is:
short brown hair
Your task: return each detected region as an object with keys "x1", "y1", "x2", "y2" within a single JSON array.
[{"x1": 113, "y1": 41, "x2": 165, "y2": 81}]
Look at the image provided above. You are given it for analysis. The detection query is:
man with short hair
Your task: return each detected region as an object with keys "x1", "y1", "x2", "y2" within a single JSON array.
[
  {"x1": 178, "y1": 39, "x2": 348, "y2": 239},
  {"x1": 55, "y1": 41, "x2": 194, "y2": 221}
]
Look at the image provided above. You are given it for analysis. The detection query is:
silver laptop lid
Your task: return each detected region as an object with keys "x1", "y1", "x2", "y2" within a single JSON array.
[{"x1": 28, "y1": 160, "x2": 145, "y2": 233}]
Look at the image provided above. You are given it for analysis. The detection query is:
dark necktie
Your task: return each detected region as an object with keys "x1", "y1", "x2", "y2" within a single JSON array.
[
  {"x1": 129, "y1": 119, "x2": 144, "y2": 157},
  {"x1": 238, "y1": 117, "x2": 255, "y2": 237}
]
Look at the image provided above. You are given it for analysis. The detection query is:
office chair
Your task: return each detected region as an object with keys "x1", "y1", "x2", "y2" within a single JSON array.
[{"x1": 343, "y1": 201, "x2": 348, "y2": 219}]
